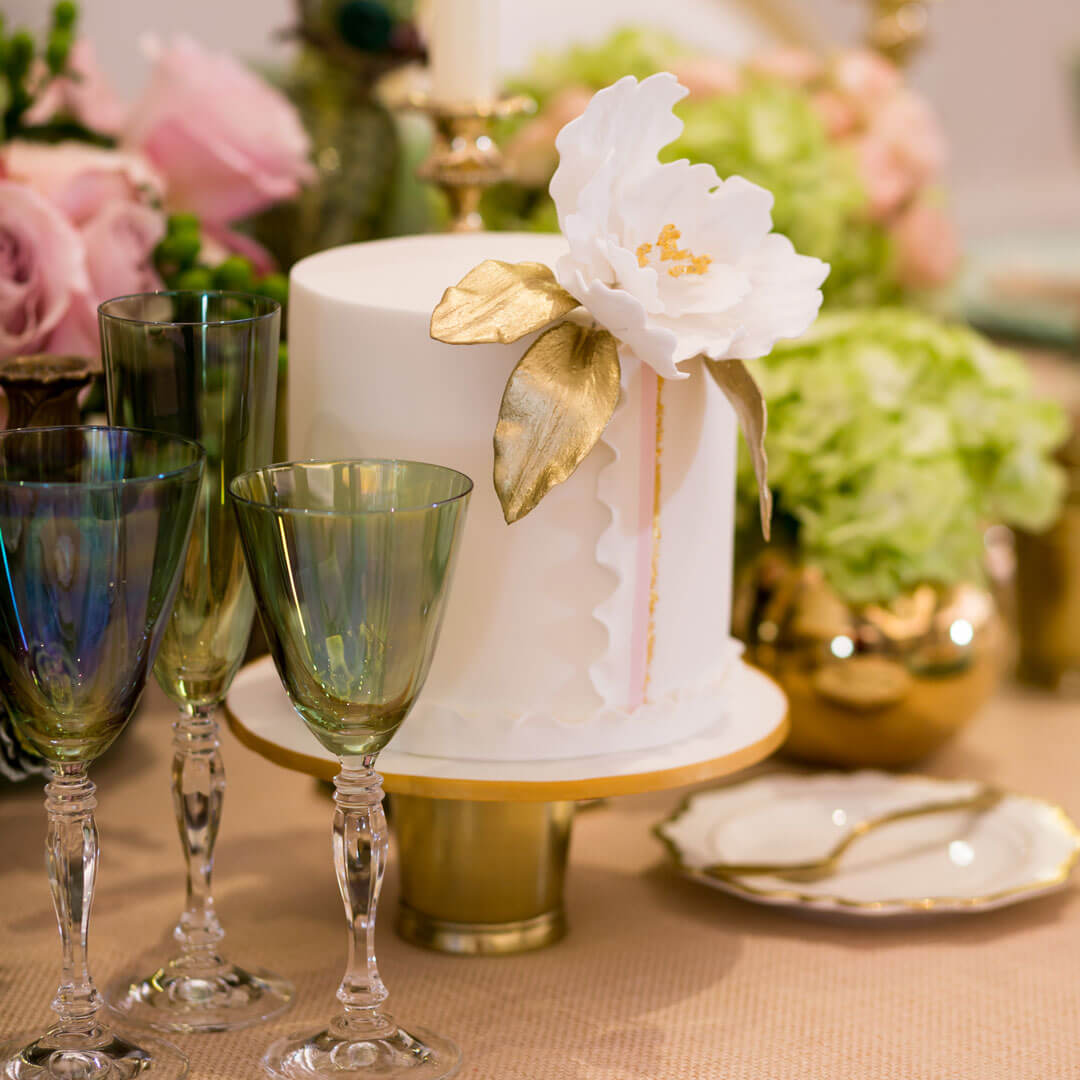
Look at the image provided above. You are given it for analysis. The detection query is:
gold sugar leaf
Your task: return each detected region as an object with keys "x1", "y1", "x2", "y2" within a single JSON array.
[
  {"x1": 495, "y1": 322, "x2": 621, "y2": 524},
  {"x1": 430, "y1": 260, "x2": 580, "y2": 345},
  {"x1": 704, "y1": 357, "x2": 773, "y2": 541}
]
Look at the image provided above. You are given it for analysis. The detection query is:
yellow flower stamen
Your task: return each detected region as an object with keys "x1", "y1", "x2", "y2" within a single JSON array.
[{"x1": 638, "y1": 224, "x2": 712, "y2": 279}]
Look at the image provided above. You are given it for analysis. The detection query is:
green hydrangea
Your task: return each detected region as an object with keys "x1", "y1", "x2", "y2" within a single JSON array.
[
  {"x1": 486, "y1": 27, "x2": 905, "y2": 306},
  {"x1": 737, "y1": 310, "x2": 1069, "y2": 603}
]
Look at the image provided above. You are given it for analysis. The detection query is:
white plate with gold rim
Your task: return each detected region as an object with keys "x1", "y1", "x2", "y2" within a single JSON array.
[{"x1": 656, "y1": 771, "x2": 1080, "y2": 917}]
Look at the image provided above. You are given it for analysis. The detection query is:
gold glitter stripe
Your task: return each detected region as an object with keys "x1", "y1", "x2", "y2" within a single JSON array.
[{"x1": 643, "y1": 374, "x2": 664, "y2": 703}]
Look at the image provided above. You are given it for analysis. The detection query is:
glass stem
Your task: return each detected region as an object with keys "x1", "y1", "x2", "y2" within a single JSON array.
[
  {"x1": 171, "y1": 703, "x2": 226, "y2": 966},
  {"x1": 331, "y1": 758, "x2": 392, "y2": 1039},
  {"x1": 45, "y1": 763, "x2": 103, "y2": 1037}
]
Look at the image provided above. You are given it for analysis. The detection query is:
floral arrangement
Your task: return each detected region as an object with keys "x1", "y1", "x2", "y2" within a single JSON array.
[
  {"x1": 0, "y1": 4, "x2": 313, "y2": 364},
  {"x1": 737, "y1": 310, "x2": 1068, "y2": 604},
  {"x1": 484, "y1": 28, "x2": 957, "y2": 307},
  {"x1": 432, "y1": 73, "x2": 827, "y2": 525}
]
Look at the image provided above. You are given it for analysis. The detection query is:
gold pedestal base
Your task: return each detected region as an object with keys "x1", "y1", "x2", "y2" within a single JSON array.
[
  {"x1": 392, "y1": 796, "x2": 574, "y2": 956},
  {"x1": 397, "y1": 902, "x2": 566, "y2": 956}
]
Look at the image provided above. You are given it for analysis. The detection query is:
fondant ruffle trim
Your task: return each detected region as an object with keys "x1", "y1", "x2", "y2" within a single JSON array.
[{"x1": 389, "y1": 640, "x2": 743, "y2": 761}]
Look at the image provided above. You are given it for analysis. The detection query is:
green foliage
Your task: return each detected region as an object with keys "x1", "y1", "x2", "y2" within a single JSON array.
[
  {"x1": 737, "y1": 310, "x2": 1069, "y2": 603},
  {"x1": 1, "y1": 3, "x2": 83, "y2": 140},
  {"x1": 173, "y1": 267, "x2": 215, "y2": 292},
  {"x1": 154, "y1": 217, "x2": 289, "y2": 312},
  {"x1": 212, "y1": 255, "x2": 255, "y2": 293}
]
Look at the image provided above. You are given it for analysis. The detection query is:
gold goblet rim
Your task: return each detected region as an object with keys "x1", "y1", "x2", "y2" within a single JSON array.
[
  {"x1": 229, "y1": 458, "x2": 474, "y2": 518},
  {"x1": 98, "y1": 289, "x2": 280, "y2": 328},
  {"x1": 0, "y1": 424, "x2": 205, "y2": 490}
]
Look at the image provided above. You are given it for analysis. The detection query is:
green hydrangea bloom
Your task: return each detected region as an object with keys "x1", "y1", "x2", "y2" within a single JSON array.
[{"x1": 737, "y1": 310, "x2": 1069, "y2": 603}]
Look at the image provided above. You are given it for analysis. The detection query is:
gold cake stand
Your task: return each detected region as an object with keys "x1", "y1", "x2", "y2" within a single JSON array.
[{"x1": 226, "y1": 657, "x2": 788, "y2": 955}]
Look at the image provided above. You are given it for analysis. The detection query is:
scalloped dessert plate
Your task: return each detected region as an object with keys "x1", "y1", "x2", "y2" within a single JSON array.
[{"x1": 657, "y1": 771, "x2": 1080, "y2": 918}]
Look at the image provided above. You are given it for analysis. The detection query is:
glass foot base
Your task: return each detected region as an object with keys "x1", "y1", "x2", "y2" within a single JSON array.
[
  {"x1": 263, "y1": 1020, "x2": 461, "y2": 1080},
  {"x1": 0, "y1": 1022, "x2": 188, "y2": 1080},
  {"x1": 108, "y1": 959, "x2": 293, "y2": 1034}
]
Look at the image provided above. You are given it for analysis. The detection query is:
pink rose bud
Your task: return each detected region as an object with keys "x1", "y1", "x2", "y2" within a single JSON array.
[
  {"x1": 747, "y1": 47, "x2": 824, "y2": 87},
  {"x1": 669, "y1": 57, "x2": 742, "y2": 98},
  {"x1": 126, "y1": 34, "x2": 316, "y2": 226},
  {"x1": 24, "y1": 40, "x2": 129, "y2": 136}
]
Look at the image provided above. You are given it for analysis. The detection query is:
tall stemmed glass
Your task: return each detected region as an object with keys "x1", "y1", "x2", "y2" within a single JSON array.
[
  {"x1": 0, "y1": 426, "x2": 204, "y2": 1080},
  {"x1": 100, "y1": 292, "x2": 292, "y2": 1032},
  {"x1": 230, "y1": 460, "x2": 472, "y2": 1080}
]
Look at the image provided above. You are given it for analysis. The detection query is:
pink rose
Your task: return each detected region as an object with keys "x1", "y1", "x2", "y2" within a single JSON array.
[
  {"x1": 82, "y1": 201, "x2": 165, "y2": 303},
  {"x1": 126, "y1": 34, "x2": 315, "y2": 226},
  {"x1": 669, "y1": 57, "x2": 741, "y2": 99},
  {"x1": 44, "y1": 200, "x2": 167, "y2": 359},
  {"x1": 0, "y1": 182, "x2": 90, "y2": 360},
  {"x1": 747, "y1": 47, "x2": 823, "y2": 87},
  {"x1": 892, "y1": 200, "x2": 960, "y2": 289},
  {"x1": 24, "y1": 40, "x2": 129, "y2": 136},
  {"x1": 855, "y1": 89, "x2": 947, "y2": 220},
  {"x1": 44, "y1": 295, "x2": 98, "y2": 358},
  {"x1": 2, "y1": 141, "x2": 163, "y2": 226},
  {"x1": 40, "y1": 202, "x2": 165, "y2": 360}
]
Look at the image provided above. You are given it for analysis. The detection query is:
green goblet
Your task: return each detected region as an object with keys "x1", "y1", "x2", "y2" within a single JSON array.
[
  {"x1": 229, "y1": 460, "x2": 472, "y2": 1080},
  {"x1": 0, "y1": 426, "x2": 204, "y2": 1080},
  {"x1": 100, "y1": 291, "x2": 292, "y2": 1032}
]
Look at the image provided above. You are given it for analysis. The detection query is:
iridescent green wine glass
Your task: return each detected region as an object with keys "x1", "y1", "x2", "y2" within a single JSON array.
[
  {"x1": 229, "y1": 460, "x2": 472, "y2": 1080},
  {"x1": 100, "y1": 291, "x2": 292, "y2": 1033},
  {"x1": 0, "y1": 426, "x2": 204, "y2": 1080}
]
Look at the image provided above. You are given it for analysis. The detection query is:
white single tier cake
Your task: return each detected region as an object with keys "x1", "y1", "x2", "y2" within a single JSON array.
[{"x1": 289, "y1": 232, "x2": 741, "y2": 760}]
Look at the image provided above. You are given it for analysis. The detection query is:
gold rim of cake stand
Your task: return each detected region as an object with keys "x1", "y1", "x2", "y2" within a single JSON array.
[{"x1": 223, "y1": 669, "x2": 789, "y2": 803}]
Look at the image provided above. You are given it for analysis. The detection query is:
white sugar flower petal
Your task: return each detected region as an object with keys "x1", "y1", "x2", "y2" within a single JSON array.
[
  {"x1": 558, "y1": 266, "x2": 685, "y2": 380},
  {"x1": 551, "y1": 73, "x2": 688, "y2": 230},
  {"x1": 549, "y1": 74, "x2": 829, "y2": 378}
]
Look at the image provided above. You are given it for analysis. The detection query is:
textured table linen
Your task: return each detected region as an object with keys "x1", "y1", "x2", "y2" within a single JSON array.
[{"x1": 1, "y1": 681, "x2": 1078, "y2": 1080}]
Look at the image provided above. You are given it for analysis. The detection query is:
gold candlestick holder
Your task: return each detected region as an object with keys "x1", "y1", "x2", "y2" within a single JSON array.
[
  {"x1": 867, "y1": 0, "x2": 941, "y2": 66},
  {"x1": 409, "y1": 93, "x2": 534, "y2": 232}
]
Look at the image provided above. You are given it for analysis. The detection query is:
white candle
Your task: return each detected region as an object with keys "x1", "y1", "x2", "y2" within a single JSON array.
[{"x1": 429, "y1": 0, "x2": 499, "y2": 105}]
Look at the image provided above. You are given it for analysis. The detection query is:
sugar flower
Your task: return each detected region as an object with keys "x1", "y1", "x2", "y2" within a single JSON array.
[{"x1": 549, "y1": 73, "x2": 829, "y2": 379}]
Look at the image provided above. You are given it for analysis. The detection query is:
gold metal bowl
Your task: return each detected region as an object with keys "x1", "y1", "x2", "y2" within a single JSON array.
[{"x1": 733, "y1": 552, "x2": 1007, "y2": 769}]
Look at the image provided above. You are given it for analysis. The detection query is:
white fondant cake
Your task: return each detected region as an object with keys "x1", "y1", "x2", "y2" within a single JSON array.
[{"x1": 289, "y1": 232, "x2": 741, "y2": 760}]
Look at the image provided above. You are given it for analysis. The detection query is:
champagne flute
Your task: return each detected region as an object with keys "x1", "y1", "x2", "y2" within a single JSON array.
[
  {"x1": 100, "y1": 291, "x2": 292, "y2": 1032},
  {"x1": 229, "y1": 459, "x2": 472, "y2": 1080},
  {"x1": 0, "y1": 426, "x2": 204, "y2": 1080}
]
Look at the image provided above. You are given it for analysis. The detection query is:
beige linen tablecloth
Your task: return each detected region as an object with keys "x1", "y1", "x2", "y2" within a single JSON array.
[{"x1": 2, "y1": 681, "x2": 1079, "y2": 1080}]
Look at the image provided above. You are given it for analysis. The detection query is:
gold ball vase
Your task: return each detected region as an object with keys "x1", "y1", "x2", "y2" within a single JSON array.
[{"x1": 732, "y1": 551, "x2": 1007, "y2": 769}]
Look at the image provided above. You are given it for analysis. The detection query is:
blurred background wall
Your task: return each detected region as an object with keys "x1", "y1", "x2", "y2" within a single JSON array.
[{"x1": 8, "y1": 0, "x2": 1079, "y2": 239}]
